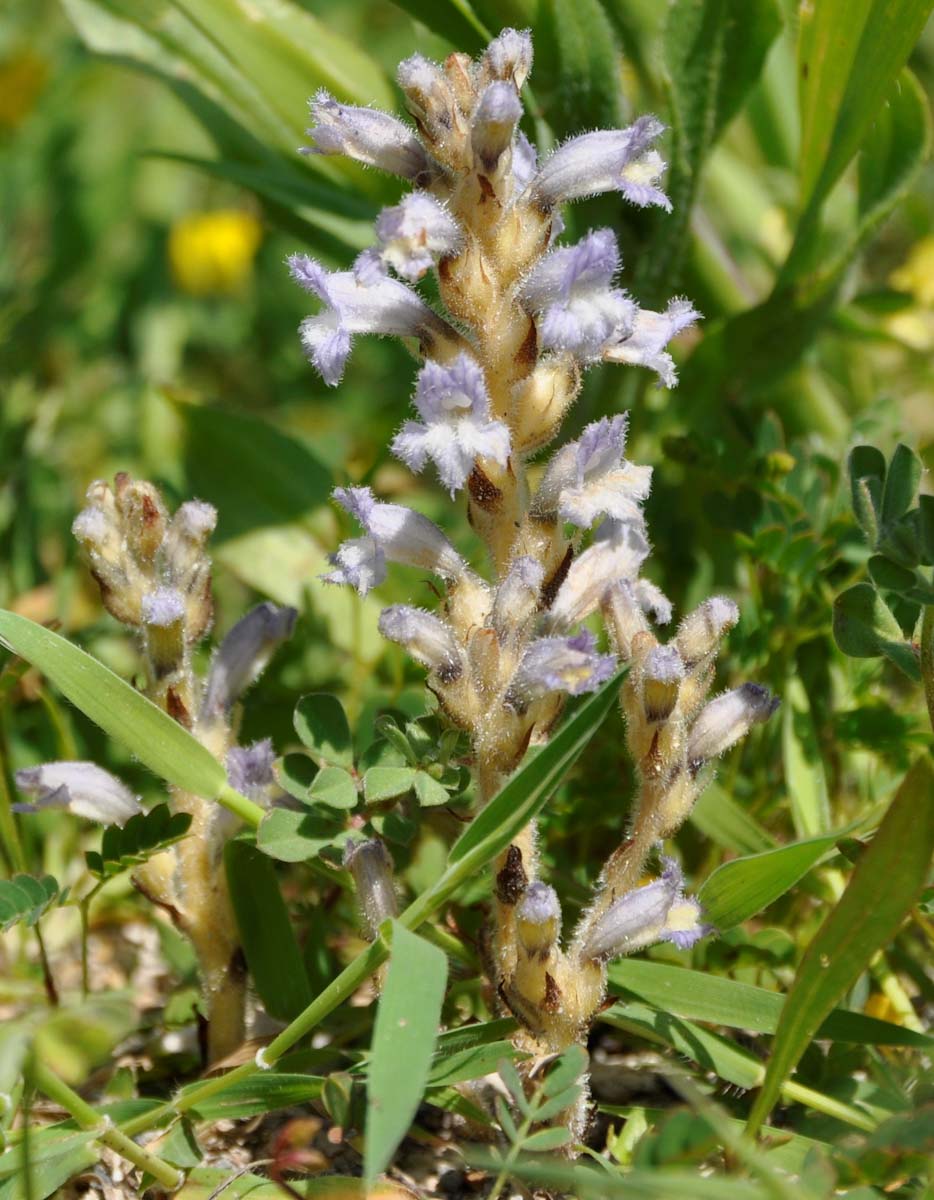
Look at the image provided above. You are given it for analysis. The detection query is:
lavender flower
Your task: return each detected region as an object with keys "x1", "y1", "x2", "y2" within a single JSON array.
[
  {"x1": 227, "y1": 739, "x2": 276, "y2": 801},
  {"x1": 325, "y1": 486, "x2": 467, "y2": 595},
  {"x1": 375, "y1": 192, "x2": 462, "y2": 281},
  {"x1": 14, "y1": 762, "x2": 141, "y2": 826},
  {"x1": 531, "y1": 117, "x2": 670, "y2": 209},
  {"x1": 547, "y1": 519, "x2": 651, "y2": 631},
  {"x1": 201, "y1": 603, "x2": 297, "y2": 722},
  {"x1": 490, "y1": 556, "x2": 544, "y2": 637},
  {"x1": 378, "y1": 605, "x2": 464, "y2": 681},
  {"x1": 605, "y1": 297, "x2": 701, "y2": 387},
  {"x1": 303, "y1": 90, "x2": 430, "y2": 181},
  {"x1": 521, "y1": 230, "x2": 634, "y2": 361},
  {"x1": 472, "y1": 82, "x2": 522, "y2": 170},
  {"x1": 688, "y1": 683, "x2": 780, "y2": 768},
  {"x1": 512, "y1": 131, "x2": 538, "y2": 193},
  {"x1": 391, "y1": 355, "x2": 511, "y2": 495},
  {"x1": 289, "y1": 253, "x2": 444, "y2": 386},
  {"x1": 508, "y1": 630, "x2": 616, "y2": 705},
  {"x1": 580, "y1": 859, "x2": 707, "y2": 960},
  {"x1": 141, "y1": 587, "x2": 185, "y2": 628}
]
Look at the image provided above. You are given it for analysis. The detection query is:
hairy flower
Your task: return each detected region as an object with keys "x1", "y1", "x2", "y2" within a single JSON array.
[
  {"x1": 304, "y1": 90, "x2": 430, "y2": 181},
  {"x1": 508, "y1": 630, "x2": 616, "y2": 704},
  {"x1": 547, "y1": 520, "x2": 651, "y2": 631},
  {"x1": 688, "y1": 683, "x2": 780, "y2": 768},
  {"x1": 227, "y1": 739, "x2": 276, "y2": 801},
  {"x1": 375, "y1": 192, "x2": 462, "y2": 281},
  {"x1": 378, "y1": 605, "x2": 464, "y2": 681},
  {"x1": 391, "y1": 355, "x2": 511, "y2": 495},
  {"x1": 581, "y1": 859, "x2": 707, "y2": 960},
  {"x1": 14, "y1": 762, "x2": 141, "y2": 826},
  {"x1": 521, "y1": 230, "x2": 634, "y2": 361},
  {"x1": 605, "y1": 297, "x2": 700, "y2": 387},
  {"x1": 537, "y1": 414, "x2": 652, "y2": 529},
  {"x1": 531, "y1": 117, "x2": 670, "y2": 208},
  {"x1": 289, "y1": 253, "x2": 442, "y2": 386},
  {"x1": 201, "y1": 603, "x2": 297, "y2": 722},
  {"x1": 325, "y1": 486, "x2": 467, "y2": 595}
]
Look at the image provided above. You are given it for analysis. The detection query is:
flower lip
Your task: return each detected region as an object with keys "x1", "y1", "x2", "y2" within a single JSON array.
[
  {"x1": 530, "y1": 115, "x2": 669, "y2": 208},
  {"x1": 13, "y1": 761, "x2": 142, "y2": 826}
]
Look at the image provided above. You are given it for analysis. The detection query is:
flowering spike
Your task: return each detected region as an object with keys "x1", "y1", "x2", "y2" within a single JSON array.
[
  {"x1": 391, "y1": 355, "x2": 511, "y2": 495},
  {"x1": 304, "y1": 90, "x2": 431, "y2": 181},
  {"x1": 604, "y1": 297, "x2": 701, "y2": 387},
  {"x1": 530, "y1": 117, "x2": 669, "y2": 208},
  {"x1": 14, "y1": 762, "x2": 141, "y2": 826},
  {"x1": 521, "y1": 230, "x2": 634, "y2": 361}
]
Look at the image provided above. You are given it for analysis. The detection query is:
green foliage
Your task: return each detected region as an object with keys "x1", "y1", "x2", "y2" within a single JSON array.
[
  {"x1": 364, "y1": 921, "x2": 447, "y2": 1187},
  {"x1": 0, "y1": 875, "x2": 64, "y2": 932},
  {"x1": 84, "y1": 804, "x2": 191, "y2": 879}
]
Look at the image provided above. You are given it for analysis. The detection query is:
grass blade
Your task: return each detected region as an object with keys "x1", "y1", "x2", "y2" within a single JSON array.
[
  {"x1": 747, "y1": 752, "x2": 934, "y2": 1136},
  {"x1": 364, "y1": 921, "x2": 447, "y2": 1188}
]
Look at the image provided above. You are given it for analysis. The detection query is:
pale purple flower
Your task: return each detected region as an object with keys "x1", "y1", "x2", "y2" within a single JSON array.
[
  {"x1": 605, "y1": 297, "x2": 701, "y2": 387},
  {"x1": 288, "y1": 253, "x2": 441, "y2": 386},
  {"x1": 391, "y1": 355, "x2": 511, "y2": 495},
  {"x1": 547, "y1": 520, "x2": 651, "y2": 631},
  {"x1": 325, "y1": 486, "x2": 467, "y2": 595},
  {"x1": 508, "y1": 630, "x2": 616, "y2": 706},
  {"x1": 580, "y1": 859, "x2": 708, "y2": 961},
  {"x1": 303, "y1": 90, "x2": 430, "y2": 181},
  {"x1": 531, "y1": 116, "x2": 670, "y2": 208},
  {"x1": 227, "y1": 739, "x2": 276, "y2": 800},
  {"x1": 482, "y1": 28, "x2": 533, "y2": 89},
  {"x1": 533, "y1": 414, "x2": 652, "y2": 529},
  {"x1": 688, "y1": 683, "x2": 779, "y2": 768},
  {"x1": 201, "y1": 603, "x2": 297, "y2": 722},
  {"x1": 378, "y1": 605, "x2": 465, "y2": 681},
  {"x1": 374, "y1": 192, "x2": 462, "y2": 282},
  {"x1": 633, "y1": 579, "x2": 673, "y2": 626},
  {"x1": 641, "y1": 644, "x2": 685, "y2": 722},
  {"x1": 521, "y1": 230, "x2": 635, "y2": 361},
  {"x1": 14, "y1": 762, "x2": 141, "y2": 826}
]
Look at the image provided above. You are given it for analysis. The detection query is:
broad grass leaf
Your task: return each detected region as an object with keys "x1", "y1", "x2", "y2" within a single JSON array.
[
  {"x1": 225, "y1": 840, "x2": 313, "y2": 1021},
  {"x1": 0, "y1": 612, "x2": 227, "y2": 801},
  {"x1": 364, "y1": 922, "x2": 447, "y2": 1188},
  {"x1": 0, "y1": 1132, "x2": 98, "y2": 1200},
  {"x1": 609, "y1": 960, "x2": 933, "y2": 1048},
  {"x1": 699, "y1": 832, "x2": 839, "y2": 930},
  {"x1": 535, "y1": 0, "x2": 623, "y2": 139},
  {"x1": 747, "y1": 753, "x2": 934, "y2": 1136},
  {"x1": 689, "y1": 783, "x2": 775, "y2": 854},
  {"x1": 179, "y1": 1073, "x2": 325, "y2": 1121},
  {"x1": 797, "y1": 0, "x2": 933, "y2": 214}
]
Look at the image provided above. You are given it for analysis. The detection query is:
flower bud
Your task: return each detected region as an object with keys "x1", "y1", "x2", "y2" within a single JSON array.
[
  {"x1": 14, "y1": 762, "x2": 141, "y2": 826},
  {"x1": 162, "y1": 500, "x2": 217, "y2": 581},
  {"x1": 115, "y1": 477, "x2": 168, "y2": 565},
  {"x1": 471, "y1": 82, "x2": 521, "y2": 173},
  {"x1": 141, "y1": 586, "x2": 187, "y2": 677},
  {"x1": 490, "y1": 556, "x2": 544, "y2": 640},
  {"x1": 641, "y1": 644, "x2": 684, "y2": 723},
  {"x1": 344, "y1": 838, "x2": 397, "y2": 937},
  {"x1": 676, "y1": 595, "x2": 739, "y2": 666},
  {"x1": 516, "y1": 881, "x2": 561, "y2": 956},
  {"x1": 397, "y1": 54, "x2": 465, "y2": 159},
  {"x1": 481, "y1": 28, "x2": 533, "y2": 90},
  {"x1": 687, "y1": 683, "x2": 779, "y2": 769}
]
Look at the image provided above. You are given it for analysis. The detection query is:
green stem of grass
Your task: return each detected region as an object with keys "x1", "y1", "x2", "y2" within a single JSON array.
[{"x1": 30, "y1": 1061, "x2": 183, "y2": 1190}]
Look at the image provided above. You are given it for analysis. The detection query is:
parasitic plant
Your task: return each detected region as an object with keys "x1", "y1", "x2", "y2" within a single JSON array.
[
  {"x1": 289, "y1": 24, "x2": 780, "y2": 1119},
  {"x1": 18, "y1": 473, "x2": 296, "y2": 1062}
]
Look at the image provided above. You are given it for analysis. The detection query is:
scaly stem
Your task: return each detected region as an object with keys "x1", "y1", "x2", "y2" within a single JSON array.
[{"x1": 30, "y1": 1060, "x2": 183, "y2": 1190}]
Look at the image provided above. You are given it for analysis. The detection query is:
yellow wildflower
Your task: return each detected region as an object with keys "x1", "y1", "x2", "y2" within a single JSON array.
[{"x1": 168, "y1": 209, "x2": 263, "y2": 297}]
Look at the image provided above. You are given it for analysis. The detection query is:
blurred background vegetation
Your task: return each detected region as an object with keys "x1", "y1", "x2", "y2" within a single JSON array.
[{"x1": 1, "y1": 0, "x2": 933, "y2": 1189}]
